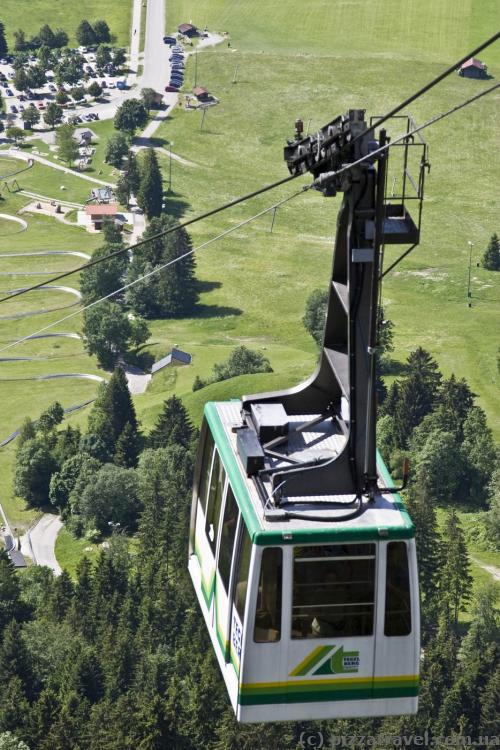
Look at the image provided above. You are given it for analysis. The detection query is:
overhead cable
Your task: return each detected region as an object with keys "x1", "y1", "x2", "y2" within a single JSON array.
[{"x1": 0, "y1": 189, "x2": 306, "y2": 355}]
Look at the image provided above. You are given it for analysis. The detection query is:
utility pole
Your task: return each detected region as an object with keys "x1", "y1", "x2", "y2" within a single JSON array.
[
  {"x1": 232, "y1": 64, "x2": 239, "y2": 84},
  {"x1": 200, "y1": 106, "x2": 207, "y2": 131},
  {"x1": 467, "y1": 240, "x2": 474, "y2": 306},
  {"x1": 168, "y1": 141, "x2": 174, "y2": 192}
]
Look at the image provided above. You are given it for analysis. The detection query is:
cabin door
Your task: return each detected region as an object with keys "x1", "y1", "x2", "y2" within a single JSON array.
[{"x1": 374, "y1": 541, "x2": 420, "y2": 703}]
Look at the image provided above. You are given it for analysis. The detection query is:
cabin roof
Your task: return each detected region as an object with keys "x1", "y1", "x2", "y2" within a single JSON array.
[{"x1": 206, "y1": 401, "x2": 414, "y2": 545}]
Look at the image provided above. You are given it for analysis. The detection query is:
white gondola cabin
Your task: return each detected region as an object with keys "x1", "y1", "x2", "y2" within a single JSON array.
[
  {"x1": 188, "y1": 110, "x2": 427, "y2": 722},
  {"x1": 188, "y1": 402, "x2": 420, "y2": 723}
]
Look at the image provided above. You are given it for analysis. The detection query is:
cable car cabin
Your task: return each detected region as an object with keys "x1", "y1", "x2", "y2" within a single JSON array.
[{"x1": 188, "y1": 401, "x2": 420, "y2": 724}]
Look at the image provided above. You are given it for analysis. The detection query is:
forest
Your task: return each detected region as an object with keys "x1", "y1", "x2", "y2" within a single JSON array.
[{"x1": 1, "y1": 340, "x2": 499, "y2": 749}]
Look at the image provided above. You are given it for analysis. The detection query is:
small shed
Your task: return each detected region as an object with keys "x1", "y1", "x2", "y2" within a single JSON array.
[
  {"x1": 178, "y1": 23, "x2": 198, "y2": 37},
  {"x1": 85, "y1": 203, "x2": 119, "y2": 230},
  {"x1": 152, "y1": 347, "x2": 192, "y2": 374},
  {"x1": 459, "y1": 58, "x2": 488, "y2": 79},
  {"x1": 193, "y1": 86, "x2": 210, "y2": 101}
]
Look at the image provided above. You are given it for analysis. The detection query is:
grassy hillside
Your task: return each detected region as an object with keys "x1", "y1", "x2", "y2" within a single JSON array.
[
  {"x1": 137, "y1": 2, "x2": 500, "y2": 439},
  {"x1": 0, "y1": 0, "x2": 132, "y2": 48}
]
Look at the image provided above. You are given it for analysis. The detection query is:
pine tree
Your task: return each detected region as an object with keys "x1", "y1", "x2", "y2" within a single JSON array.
[
  {"x1": 0, "y1": 552, "x2": 27, "y2": 635},
  {"x1": 147, "y1": 395, "x2": 193, "y2": 449},
  {"x1": 481, "y1": 233, "x2": 500, "y2": 271},
  {"x1": 460, "y1": 406, "x2": 497, "y2": 507},
  {"x1": 439, "y1": 511, "x2": 473, "y2": 629},
  {"x1": 480, "y1": 666, "x2": 500, "y2": 735},
  {"x1": 114, "y1": 422, "x2": 141, "y2": 468},
  {"x1": 127, "y1": 150, "x2": 141, "y2": 195},
  {"x1": 100, "y1": 367, "x2": 138, "y2": 442},
  {"x1": 49, "y1": 570, "x2": 74, "y2": 622},
  {"x1": 0, "y1": 22, "x2": 8, "y2": 58},
  {"x1": 126, "y1": 214, "x2": 198, "y2": 318},
  {"x1": 387, "y1": 347, "x2": 442, "y2": 448},
  {"x1": 433, "y1": 374, "x2": 475, "y2": 440},
  {"x1": 0, "y1": 621, "x2": 36, "y2": 702},
  {"x1": 137, "y1": 148, "x2": 163, "y2": 219},
  {"x1": 406, "y1": 488, "x2": 442, "y2": 639}
]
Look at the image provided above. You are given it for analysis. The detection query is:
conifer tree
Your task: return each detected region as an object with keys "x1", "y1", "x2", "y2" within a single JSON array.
[
  {"x1": 0, "y1": 22, "x2": 8, "y2": 58},
  {"x1": 406, "y1": 488, "x2": 442, "y2": 638},
  {"x1": 439, "y1": 511, "x2": 473, "y2": 629},
  {"x1": 126, "y1": 214, "x2": 198, "y2": 318},
  {"x1": 386, "y1": 347, "x2": 442, "y2": 448},
  {"x1": 0, "y1": 621, "x2": 36, "y2": 702},
  {"x1": 481, "y1": 233, "x2": 500, "y2": 271},
  {"x1": 147, "y1": 395, "x2": 193, "y2": 449},
  {"x1": 114, "y1": 422, "x2": 141, "y2": 468},
  {"x1": 87, "y1": 368, "x2": 139, "y2": 456},
  {"x1": 16, "y1": 418, "x2": 36, "y2": 450},
  {"x1": 137, "y1": 148, "x2": 163, "y2": 219}
]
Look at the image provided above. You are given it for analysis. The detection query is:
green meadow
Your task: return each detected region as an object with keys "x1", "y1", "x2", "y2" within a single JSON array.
[
  {"x1": 0, "y1": 1, "x2": 498, "y2": 577},
  {"x1": 0, "y1": 1, "x2": 132, "y2": 48}
]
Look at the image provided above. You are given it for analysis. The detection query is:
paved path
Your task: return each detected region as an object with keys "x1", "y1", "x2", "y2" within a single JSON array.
[
  {"x1": 21, "y1": 515, "x2": 62, "y2": 575},
  {"x1": 123, "y1": 362, "x2": 152, "y2": 394},
  {"x1": 0, "y1": 149, "x2": 113, "y2": 187}
]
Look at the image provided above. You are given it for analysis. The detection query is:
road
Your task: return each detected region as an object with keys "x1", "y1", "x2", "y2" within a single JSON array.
[{"x1": 21, "y1": 515, "x2": 62, "y2": 575}]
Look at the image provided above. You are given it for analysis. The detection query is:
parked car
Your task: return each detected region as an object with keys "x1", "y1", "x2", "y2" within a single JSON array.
[
  {"x1": 163, "y1": 36, "x2": 176, "y2": 45},
  {"x1": 165, "y1": 84, "x2": 179, "y2": 92},
  {"x1": 37, "y1": 101, "x2": 45, "y2": 109},
  {"x1": 19, "y1": 104, "x2": 25, "y2": 111},
  {"x1": 6, "y1": 88, "x2": 13, "y2": 96},
  {"x1": 108, "y1": 81, "x2": 116, "y2": 88},
  {"x1": 10, "y1": 105, "x2": 17, "y2": 113},
  {"x1": 100, "y1": 80, "x2": 107, "y2": 88},
  {"x1": 172, "y1": 45, "x2": 183, "y2": 52},
  {"x1": 170, "y1": 74, "x2": 184, "y2": 82},
  {"x1": 18, "y1": 94, "x2": 26, "y2": 101},
  {"x1": 171, "y1": 63, "x2": 184, "y2": 70},
  {"x1": 48, "y1": 84, "x2": 57, "y2": 92}
]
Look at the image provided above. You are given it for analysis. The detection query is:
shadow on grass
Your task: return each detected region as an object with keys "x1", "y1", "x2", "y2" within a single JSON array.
[
  {"x1": 197, "y1": 279, "x2": 222, "y2": 293},
  {"x1": 380, "y1": 358, "x2": 408, "y2": 377},
  {"x1": 193, "y1": 303, "x2": 242, "y2": 318},
  {"x1": 163, "y1": 192, "x2": 190, "y2": 220}
]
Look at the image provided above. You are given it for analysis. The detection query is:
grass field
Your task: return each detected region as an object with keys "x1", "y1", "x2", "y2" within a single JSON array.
[
  {"x1": 0, "y1": 0, "x2": 132, "y2": 48},
  {"x1": 0, "y1": 0, "x2": 498, "y2": 571},
  {"x1": 135, "y1": 22, "x2": 500, "y2": 440}
]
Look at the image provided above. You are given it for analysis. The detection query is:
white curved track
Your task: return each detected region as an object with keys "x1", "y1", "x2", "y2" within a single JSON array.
[
  {"x1": 0, "y1": 213, "x2": 28, "y2": 233},
  {"x1": 0, "y1": 285, "x2": 82, "y2": 320}
]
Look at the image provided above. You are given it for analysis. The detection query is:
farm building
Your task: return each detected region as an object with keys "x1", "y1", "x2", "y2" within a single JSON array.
[
  {"x1": 178, "y1": 22, "x2": 198, "y2": 37},
  {"x1": 84, "y1": 204, "x2": 121, "y2": 231},
  {"x1": 458, "y1": 58, "x2": 488, "y2": 78}
]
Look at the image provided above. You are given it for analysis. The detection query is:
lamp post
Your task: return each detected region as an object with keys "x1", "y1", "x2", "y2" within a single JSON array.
[{"x1": 467, "y1": 240, "x2": 474, "y2": 307}]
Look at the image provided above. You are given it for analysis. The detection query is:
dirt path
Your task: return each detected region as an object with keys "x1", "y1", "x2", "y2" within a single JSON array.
[{"x1": 471, "y1": 556, "x2": 500, "y2": 582}]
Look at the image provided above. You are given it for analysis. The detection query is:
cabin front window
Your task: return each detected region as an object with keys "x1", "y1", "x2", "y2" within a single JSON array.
[
  {"x1": 384, "y1": 542, "x2": 412, "y2": 636},
  {"x1": 198, "y1": 428, "x2": 215, "y2": 513},
  {"x1": 218, "y1": 485, "x2": 239, "y2": 592},
  {"x1": 234, "y1": 527, "x2": 252, "y2": 623},
  {"x1": 254, "y1": 548, "x2": 282, "y2": 643},
  {"x1": 292, "y1": 543, "x2": 376, "y2": 638},
  {"x1": 205, "y1": 451, "x2": 226, "y2": 553}
]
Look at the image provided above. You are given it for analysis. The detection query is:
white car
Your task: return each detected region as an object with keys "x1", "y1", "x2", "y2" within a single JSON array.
[{"x1": 108, "y1": 81, "x2": 116, "y2": 88}]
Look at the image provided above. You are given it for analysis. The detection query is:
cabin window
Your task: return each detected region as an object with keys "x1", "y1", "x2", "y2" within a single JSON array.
[
  {"x1": 218, "y1": 484, "x2": 239, "y2": 592},
  {"x1": 292, "y1": 543, "x2": 376, "y2": 638},
  {"x1": 205, "y1": 451, "x2": 225, "y2": 553},
  {"x1": 234, "y1": 527, "x2": 252, "y2": 623},
  {"x1": 254, "y1": 548, "x2": 282, "y2": 643},
  {"x1": 198, "y1": 428, "x2": 215, "y2": 513},
  {"x1": 384, "y1": 542, "x2": 412, "y2": 636}
]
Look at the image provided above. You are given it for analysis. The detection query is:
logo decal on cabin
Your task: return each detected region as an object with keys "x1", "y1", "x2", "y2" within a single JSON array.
[{"x1": 290, "y1": 645, "x2": 360, "y2": 677}]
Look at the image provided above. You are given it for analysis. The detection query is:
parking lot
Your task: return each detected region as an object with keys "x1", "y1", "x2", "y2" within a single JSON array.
[{"x1": 0, "y1": 48, "x2": 135, "y2": 128}]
